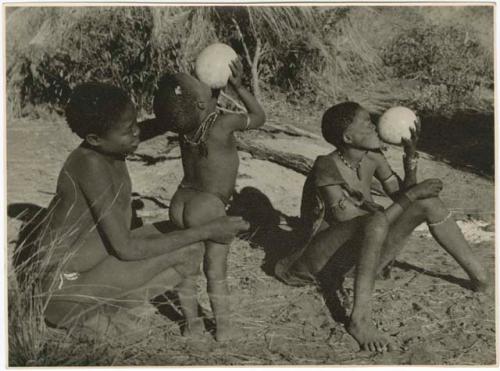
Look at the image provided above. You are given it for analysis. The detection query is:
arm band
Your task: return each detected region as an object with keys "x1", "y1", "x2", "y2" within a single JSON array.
[
  {"x1": 381, "y1": 173, "x2": 400, "y2": 193},
  {"x1": 244, "y1": 114, "x2": 251, "y2": 130},
  {"x1": 403, "y1": 152, "x2": 419, "y2": 171}
]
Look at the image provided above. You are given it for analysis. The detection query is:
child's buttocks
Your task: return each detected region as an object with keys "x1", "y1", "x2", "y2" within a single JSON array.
[{"x1": 170, "y1": 187, "x2": 227, "y2": 229}]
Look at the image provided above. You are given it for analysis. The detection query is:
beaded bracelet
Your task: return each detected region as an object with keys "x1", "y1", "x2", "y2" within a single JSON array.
[{"x1": 403, "y1": 152, "x2": 419, "y2": 171}]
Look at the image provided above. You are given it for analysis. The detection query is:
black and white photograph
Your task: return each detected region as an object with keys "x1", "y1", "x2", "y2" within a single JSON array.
[{"x1": 4, "y1": 3, "x2": 496, "y2": 366}]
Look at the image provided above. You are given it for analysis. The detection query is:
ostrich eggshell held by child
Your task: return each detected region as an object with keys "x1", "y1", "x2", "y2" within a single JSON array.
[
  {"x1": 195, "y1": 43, "x2": 238, "y2": 89},
  {"x1": 378, "y1": 106, "x2": 417, "y2": 145}
]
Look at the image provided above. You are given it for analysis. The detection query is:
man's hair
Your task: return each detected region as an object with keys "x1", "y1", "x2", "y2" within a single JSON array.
[
  {"x1": 153, "y1": 73, "x2": 201, "y2": 134},
  {"x1": 65, "y1": 83, "x2": 132, "y2": 139},
  {"x1": 321, "y1": 102, "x2": 362, "y2": 148}
]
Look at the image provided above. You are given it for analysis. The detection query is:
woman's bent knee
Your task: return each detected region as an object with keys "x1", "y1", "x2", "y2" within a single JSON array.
[
  {"x1": 415, "y1": 197, "x2": 446, "y2": 216},
  {"x1": 365, "y1": 211, "x2": 389, "y2": 237}
]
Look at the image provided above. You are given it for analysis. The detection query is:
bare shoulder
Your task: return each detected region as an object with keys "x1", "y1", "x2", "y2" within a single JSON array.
[
  {"x1": 63, "y1": 146, "x2": 112, "y2": 182},
  {"x1": 313, "y1": 153, "x2": 335, "y2": 170},
  {"x1": 366, "y1": 150, "x2": 387, "y2": 167}
]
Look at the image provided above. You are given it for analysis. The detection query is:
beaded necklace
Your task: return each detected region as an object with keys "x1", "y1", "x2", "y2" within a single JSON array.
[
  {"x1": 337, "y1": 150, "x2": 366, "y2": 179},
  {"x1": 182, "y1": 112, "x2": 218, "y2": 157}
]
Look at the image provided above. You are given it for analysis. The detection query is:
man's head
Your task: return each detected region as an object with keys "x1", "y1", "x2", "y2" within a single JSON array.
[
  {"x1": 65, "y1": 83, "x2": 140, "y2": 155},
  {"x1": 153, "y1": 73, "x2": 217, "y2": 134},
  {"x1": 321, "y1": 102, "x2": 380, "y2": 150}
]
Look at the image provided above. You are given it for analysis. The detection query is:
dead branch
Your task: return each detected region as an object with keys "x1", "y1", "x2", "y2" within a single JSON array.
[
  {"x1": 236, "y1": 136, "x2": 313, "y2": 175},
  {"x1": 259, "y1": 122, "x2": 321, "y2": 140}
]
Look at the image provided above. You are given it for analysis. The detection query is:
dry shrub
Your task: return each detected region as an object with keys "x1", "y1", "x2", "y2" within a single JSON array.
[
  {"x1": 6, "y1": 7, "x2": 217, "y2": 116},
  {"x1": 270, "y1": 8, "x2": 385, "y2": 106},
  {"x1": 382, "y1": 23, "x2": 493, "y2": 115},
  {"x1": 6, "y1": 6, "x2": 494, "y2": 118}
]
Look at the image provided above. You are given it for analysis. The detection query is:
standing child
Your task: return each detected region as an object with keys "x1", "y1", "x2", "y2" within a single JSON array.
[{"x1": 153, "y1": 59, "x2": 266, "y2": 341}]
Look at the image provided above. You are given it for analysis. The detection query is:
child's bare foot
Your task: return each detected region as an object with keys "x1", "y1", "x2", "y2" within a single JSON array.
[
  {"x1": 347, "y1": 316, "x2": 392, "y2": 353},
  {"x1": 215, "y1": 318, "x2": 242, "y2": 342},
  {"x1": 182, "y1": 317, "x2": 205, "y2": 337}
]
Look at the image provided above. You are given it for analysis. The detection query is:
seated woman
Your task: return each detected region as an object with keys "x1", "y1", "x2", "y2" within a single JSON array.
[{"x1": 275, "y1": 102, "x2": 489, "y2": 353}]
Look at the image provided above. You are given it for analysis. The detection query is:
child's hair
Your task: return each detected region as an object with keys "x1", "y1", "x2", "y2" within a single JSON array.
[
  {"x1": 65, "y1": 83, "x2": 132, "y2": 139},
  {"x1": 153, "y1": 73, "x2": 201, "y2": 134},
  {"x1": 321, "y1": 102, "x2": 361, "y2": 148}
]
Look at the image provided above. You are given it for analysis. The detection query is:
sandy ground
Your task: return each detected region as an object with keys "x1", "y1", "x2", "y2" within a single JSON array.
[{"x1": 6, "y1": 111, "x2": 495, "y2": 366}]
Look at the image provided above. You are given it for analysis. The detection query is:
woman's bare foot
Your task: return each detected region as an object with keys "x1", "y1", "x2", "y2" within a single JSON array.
[
  {"x1": 470, "y1": 277, "x2": 491, "y2": 294},
  {"x1": 347, "y1": 316, "x2": 392, "y2": 353}
]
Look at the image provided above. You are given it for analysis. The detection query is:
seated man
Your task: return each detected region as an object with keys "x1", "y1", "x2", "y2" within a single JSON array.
[
  {"x1": 275, "y1": 102, "x2": 489, "y2": 353},
  {"x1": 29, "y1": 83, "x2": 248, "y2": 335}
]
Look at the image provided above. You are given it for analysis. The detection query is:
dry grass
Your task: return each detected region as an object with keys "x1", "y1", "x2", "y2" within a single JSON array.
[
  {"x1": 6, "y1": 6, "x2": 493, "y2": 117},
  {"x1": 9, "y1": 221, "x2": 494, "y2": 366}
]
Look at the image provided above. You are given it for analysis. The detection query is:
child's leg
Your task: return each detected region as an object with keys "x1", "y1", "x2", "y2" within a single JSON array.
[
  {"x1": 175, "y1": 249, "x2": 204, "y2": 336},
  {"x1": 169, "y1": 191, "x2": 205, "y2": 336},
  {"x1": 204, "y1": 241, "x2": 232, "y2": 341},
  {"x1": 182, "y1": 192, "x2": 233, "y2": 341},
  {"x1": 378, "y1": 197, "x2": 488, "y2": 291}
]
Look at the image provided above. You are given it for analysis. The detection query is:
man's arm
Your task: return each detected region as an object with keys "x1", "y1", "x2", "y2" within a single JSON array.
[{"x1": 77, "y1": 156, "x2": 228, "y2": 261}]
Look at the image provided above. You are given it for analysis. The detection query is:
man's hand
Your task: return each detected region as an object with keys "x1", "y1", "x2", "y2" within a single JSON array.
[
  {"x1": 204, "y1": 216, "x2": 249, "y2": 244},
  {"x1": 402, "y1": 116, "x2": 421, "y2": 156},
  {"x1": 407, "y1": 178, "x2": 443, "y2": 200},
  {"x1": 228, "y1": 58, "x2": 244, "y2": 89}
]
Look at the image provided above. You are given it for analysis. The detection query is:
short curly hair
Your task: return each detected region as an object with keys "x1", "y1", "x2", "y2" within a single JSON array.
[
  {"x1": 321, "y1": 102, "x2": 361, "y2": 148},
  {"x1": 65, "y1": 83, "x2": 132, "y2": 139},
  {"x1": 153, "y1": 73, "x2": 202, "y2": 134}
]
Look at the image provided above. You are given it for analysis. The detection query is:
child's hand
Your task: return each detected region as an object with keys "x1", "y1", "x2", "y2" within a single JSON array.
[
  {"x1": 206, "y1": 216, "x2": 249, "y2": 244},
  {"x1": 407, "y1": 178, "x2": 443, "y2": 200},
  {"x1": 228, "y1": 58, "x2": 244, "y2": 89},
  {"x1": 402, "y1": 116, "x2": 421, "y2": 156}
]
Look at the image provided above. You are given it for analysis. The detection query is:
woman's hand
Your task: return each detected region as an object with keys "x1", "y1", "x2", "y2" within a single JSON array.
[{"x1": 402, "y1": 116, "x2": 421, "y2": 156}]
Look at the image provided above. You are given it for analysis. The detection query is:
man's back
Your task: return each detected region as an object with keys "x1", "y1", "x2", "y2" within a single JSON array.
[{"x1": 41, "y1": 145, "x2": 132, "y2": 275}]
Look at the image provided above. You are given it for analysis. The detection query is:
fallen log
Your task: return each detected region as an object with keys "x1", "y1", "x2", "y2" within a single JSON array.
[
  {"x1": 236, "y1": 136, "x2": 313, "y2": 175},
  {"x1": 236, "y1": 135, "x2": 386, "y2": 197},
  {"x1": 260, "y1": 121, "x2": 321, "y2": 140}
]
